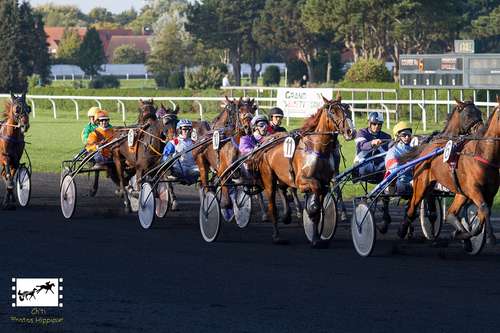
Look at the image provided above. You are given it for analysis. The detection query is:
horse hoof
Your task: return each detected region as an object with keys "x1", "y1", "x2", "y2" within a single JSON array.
[
  {"x1": 261, "y1": 213, "x2": 270, "y2": 222},
  {"x1": 89, "y1": 188, "x2": 97, "y2": 197},
  {"x1": 296, "y1": 211, "x2": 303, "y2": 219},
  {"x1": 172, "y1": 200, "x2": 180, "y2": 211},
  {"x1": 3, "y1": 204, "x2": 16, "y2": 211},
  {"x1": 397, "y1": 223, "x2": 409, "y2": 239},
  {"x1": 462, "y1": 239, "x2": 473, "y2": 252},
  {"x1": 378, "y1": 221, "x2": 389, "y2": 235},
  {"x1": 282, "y1": 213, "x2": 292, "y2": 225},
  {"x1": 340, "y1": 211, "x2": 349, "y2": 222},
  {"x1": 311, "y1": 239, "x2": 329, "y2": 249},
  {"x1": 273, "y1": 236, "x2": 288, "y2": 245}
]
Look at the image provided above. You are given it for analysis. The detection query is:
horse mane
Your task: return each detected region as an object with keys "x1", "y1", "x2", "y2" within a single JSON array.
[
  {"x1": 474, "y1": 106, "x2": 498, "y2": 138},
  {"x1": 300, "y1": 108, "x2": 323, "y2": 134},
  {"x1": 2, "y1": 100, "x2": 12, "y2": 121},
  {"x1": 398, "y1": 144, "x2": 429, "y2": 165}
]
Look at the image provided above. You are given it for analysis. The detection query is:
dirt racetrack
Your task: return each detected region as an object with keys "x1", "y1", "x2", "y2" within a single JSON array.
[{"x1": 2, "y1": 172, "x2": 500, "y2": 332}]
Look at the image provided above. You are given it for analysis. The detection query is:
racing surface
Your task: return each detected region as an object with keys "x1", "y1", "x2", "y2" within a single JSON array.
[{"x1": 2, "y1": 172, "x2": 500, "y2": 332}]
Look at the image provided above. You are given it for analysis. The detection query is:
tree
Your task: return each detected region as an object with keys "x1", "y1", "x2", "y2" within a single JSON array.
[
  {"x1": 468, "y1": 1, "x2": 500, "y2": 52},
  {"x1": 253, "y1": 0, "x2": 319, "y2": 84},
  {"x1": 126, "y1": 8, "x2": 158, "y2": 35},
  {"x1": 87, "y1": 7, "x2": 114, "y2": 24},
  {"x1": 77, "y1": 27, "x2": 106, "y2": 77},
  {"x1": 32, "y1": 13, "x2": 51, "y2": 85},
  {"x1": 147, "y1": 11, "x2": 192, "y2": 78},
  {"x1": 115, "y1": 7, "x2": 137, "y2": 27},
  {"x1": 150, "y1": 0, "x2": 189, "y2": 14},
  {"x1": 186, "y1": 0, "x2": 265, "y2": 86},
  {"x1": 113, "y1": 44, "x2": 146, "y2": 64},
  {"x1": 0, "y1": 0, "x2": 25, "y2": 92},
  {"x1": 34, "y1": 4, "x2": 86, "y2": 27},
  {"x1": 56, "y1": 28, "x2": 82, "y2": 64}
]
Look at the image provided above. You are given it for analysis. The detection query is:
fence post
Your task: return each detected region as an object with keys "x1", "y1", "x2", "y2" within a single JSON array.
[
  {"x1": 71, "y1": 99, "x2": 79, "y2": 120},
  {"x1": 48, "y1": 98, "x2": 56, "y2": 118},
  {"x1": 435, "y1": 89, "x2": 438, "y2": 123},
  {"x1": 27, "y1": 98, "x2": 35, "y2": 118},
  {"x1": 487, "y1": 90, "x2": 491, "y2": 117},
  {"x1": 396, "y1": 89, "x2": 399, "y2": 121},
  {"x1": 410, "y1": 89, "x2": 413, "y2": 122},
  {"x1": 447, "y1": 89, "x2": 451, "y2": 113}
]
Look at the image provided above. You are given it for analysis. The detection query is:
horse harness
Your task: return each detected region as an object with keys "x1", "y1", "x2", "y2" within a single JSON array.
[{"x1": 0, "y1": 98, "x2": 30, "y2": 143}]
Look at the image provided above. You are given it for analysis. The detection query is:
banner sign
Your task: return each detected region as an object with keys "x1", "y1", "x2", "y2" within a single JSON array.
[{"x1": 277, "y1": 88, "x2": 333, "y2": 118}]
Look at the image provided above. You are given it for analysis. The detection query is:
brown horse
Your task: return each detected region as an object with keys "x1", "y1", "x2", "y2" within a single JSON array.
[
  {"x1": 0, "y1": 91, "x2": 30, "y2": 210},
  {"x1": 109, "y1": 103, "x2": 178, "y2": 212},
  {"x1": 192, "y1": 97, "x2": 254, "y2": 210},
  {"x1": 252, "y1": 93, "x2": 356, "y2": 247},
  {"x1": 400, "y1": 96, "x2": 500, "y2": 249}
]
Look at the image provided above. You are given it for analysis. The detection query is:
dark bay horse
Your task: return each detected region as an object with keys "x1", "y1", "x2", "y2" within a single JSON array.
[
  {"x1": 400, "y1": 96, "x2": 500, "y2": 248},
  {"x1": 253, "y1": 93, "x2": 356, "y2": 247},
  {"x1": 109, "y1": 103, "x2": 178, "y2": 212},
  {"x1": 192, "y1": 97, "x2": 254, "y2": 209},
  {"x1": 0, "y1": 91, "x2": 30, "y2": 210}
]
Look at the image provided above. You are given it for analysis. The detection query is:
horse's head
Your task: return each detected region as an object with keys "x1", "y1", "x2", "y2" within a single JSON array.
[
  {"x1": 451, "y1": 96, "x2": 483, "y2": 135},
  {"x1": 322, "y1": 93, "x2": 356, "y2": 140},
  {"x1": 10, "y1": 91, "x2": 30, "y2": 133},
  {"x1": 237, "y1": 97, "x2": 256, "y2": 136},
  {"x1": 160, "y1": 103, "x2": 179, "y2": 142},
  {"x1": 139, "y1": 98, "x2": 158, "y2": 125}
]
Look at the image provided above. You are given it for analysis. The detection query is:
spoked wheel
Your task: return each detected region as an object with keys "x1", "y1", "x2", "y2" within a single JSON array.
[
  {"x1": 60, "y1": 175, "x2": 77, "y2": 219},
  {"x1": 234, "y1": 186, "x2": 252, "y2": 228},
  {"x1": 321, "y1": 192, "x2": 338, "y2": 241},
  {"x1": 461, "y1": 203, "x2": 486, "y2": 256},
  {"x1": 303, "y1": 192, "x2": 324, "y2": 242},
  {"x1": 16, "y1": 166, "x2": 31, "y2": 207},
  {"x1": 138, "y1": 182, "x2": 155, "y2": 229},
  {"x1": 420, "y1": 196, "x2": 443, "y2": 239},
  {"x1": 220, "y1": 187, "x2": 235, "y2": 223},
  {"x1": 200, "y1": 191, "x2": 221, "y2": 242},
  {"x1": 155, "y1": 182, "x2": 169, "y2": 218},
  {"x1": 60, "y1": 165, "x2": 71, "y2": 187},
  {"x1": 351, "y1": 201, "x2": 376, "y2": 257}
]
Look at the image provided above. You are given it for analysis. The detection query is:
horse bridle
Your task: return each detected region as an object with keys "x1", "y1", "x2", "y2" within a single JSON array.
[
  {"x1": 324, "y1": 100, "x2": 352, "y2": 136},
  {"x1": 12, "y1": 98, "x2": 31, "y2": 125},
  {"x1": 457, "y1": 102, "x2": 483, "y2": 134},
  {"x1": 139, "y1": 101, "x2": 158, "y2": 123},
  {"x1": 161, "y1": 111, "x2": 178, "y2": 140}
]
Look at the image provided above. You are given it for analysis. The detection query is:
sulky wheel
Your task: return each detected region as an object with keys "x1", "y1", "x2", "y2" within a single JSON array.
[
  {"x1": 303, "y1": 192, "x2": 324, "y2": 242},
  {"x1": 16, "y1": 166, "x2": 31, "y2": 207},
  {"x1": 200, "y1": 191, "x2": 221, "y2": 242},
  {"x1": 60, "y1": 165, "x2": 71, "y2": 187},
  {"x1": 351, "y1": 201, "x2": 376, "y2": 257},
  {"x1": 234, "y1": 186, "x2": 252, "y2": 228},
  {"x1": 60, "y1": 175, "x2": 77, "y2": 219},
  {"x1": 420, "y1": 196, "x2": 443, "y2": 239},
  {"x1": 138, "y1": 182, "x2": 155, "y2": 229},
  {"x1": 461, "y1": 203, "x2": 486, "y2": 256},
  {"x1": 155, "y1": 181, "x2": 169, "y2": 218},
  {"x1": 321, "y1": 192, "x2": 338, "y2": 241}
]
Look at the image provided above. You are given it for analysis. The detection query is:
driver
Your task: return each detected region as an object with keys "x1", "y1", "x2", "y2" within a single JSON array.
[
  {"x1": 86, "y1": 110, "x2": 117, "y2": 167},
  {"x1": 384, "y1": 121, "x2": 413, "y2": 191},
  {"x1": 240, "y1": 115, "x2": 269, "y2": 155},
  {"x1": 354, "y1": 111, "x2": 392, "y2": 178},
  {"x1": 162, "y1": 119, "x2": 200, "y2": 182},
  {"x1": 267, "y1": 107, "x2": 287, "y2": 134}
]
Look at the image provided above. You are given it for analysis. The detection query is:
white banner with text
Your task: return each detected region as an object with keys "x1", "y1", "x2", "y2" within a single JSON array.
[{"x1": 276, "y1": 88, "x2": 333, "y2": 118}]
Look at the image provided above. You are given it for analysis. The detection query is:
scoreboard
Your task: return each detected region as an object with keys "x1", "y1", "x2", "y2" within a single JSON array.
[{"x1": 400, "y1": 54, "x2": 500, "y2": 89}]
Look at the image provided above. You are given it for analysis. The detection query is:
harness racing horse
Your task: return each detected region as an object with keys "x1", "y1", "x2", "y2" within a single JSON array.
[
  {"x1": 0, "y1": 91, "x2": 30, "y2": 210},
  {"x1": 110, "y1": 103, "x2": 179, "y2": 212},
  {"x1": 193, "y1": 97, "x2": 255, "y2": 212},
  {"x1": 253, "y1": 93, "x2": 356, "y2": 247},
  {"x1": 399, "y1": 96, "x2": 500, "y2": 249},
  {"x1": 386, "y1": 96, "x2": 485, "y2": 233}
]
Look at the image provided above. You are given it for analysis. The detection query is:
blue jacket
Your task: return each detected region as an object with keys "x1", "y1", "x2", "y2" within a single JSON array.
[
  {"x1": 384, "y1": 141, "x2": 412, "y2": 183},
  {"x1": 355, "y1": 127, "x2": 392, "y2": 165}
]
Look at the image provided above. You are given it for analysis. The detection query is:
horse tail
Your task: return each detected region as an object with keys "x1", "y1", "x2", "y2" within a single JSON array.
[{"x1": 398, "y1": 144, "x2": 429, "y2": 165}]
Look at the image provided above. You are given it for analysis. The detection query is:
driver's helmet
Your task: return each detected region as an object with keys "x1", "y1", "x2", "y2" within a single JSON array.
[
  {"x1": 176, "y1": 119, "x2": 193, "y2": 130},
  {"x1": 95, "y1": 110, "x2": 110, "y2": 121},
  {"x1": 251, "y1": 115, "x2": 269, "y2": 130},
  {"x1": 87, "y1": 106, "x2": 99, "y2": 118},
  {"x1": 368, "y1": 111, "x2": 384, "y2": 125},
  {"x1": 269, "y1": 107, "x2": 284, "y2": 118},
  {"x1": 393, "y1": 121, "x2": 412, "y2": 140}
]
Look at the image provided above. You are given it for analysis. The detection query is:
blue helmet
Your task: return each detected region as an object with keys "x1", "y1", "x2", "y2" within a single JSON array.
[
  {"x1": 251, "y1": 115, "x2": 269, "y2": 126},
  {"x1": 176, "y1": 119, "x2": 192, "y2": 129}
]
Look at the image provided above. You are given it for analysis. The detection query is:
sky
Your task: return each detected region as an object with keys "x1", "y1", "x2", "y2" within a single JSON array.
[{"x1": 28, "y1": 0, "x2": 195, "y2": 15}]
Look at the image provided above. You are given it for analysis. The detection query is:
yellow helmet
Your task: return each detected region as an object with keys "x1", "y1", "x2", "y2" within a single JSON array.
[
  {"x1": 393, "y1": 121, "x2": 412, "y2": 139},
  {"x1": 87, "y1": 107, "x2": 99, "y2": 118},
  {"x1": 95, "y1": 110, "x2": 110, "y2": 121}
]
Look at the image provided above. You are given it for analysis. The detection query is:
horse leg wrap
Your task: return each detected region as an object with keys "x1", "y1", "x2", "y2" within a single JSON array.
[
  {"x1": 306, "y1": 192, "x2": 319, "y2": 217},
  {"x1": 446, "y1": 213, "x2": 467, "y2": 237},
  {"x1": 4, "y1": 176, "x2": 14, "y2": 189}
]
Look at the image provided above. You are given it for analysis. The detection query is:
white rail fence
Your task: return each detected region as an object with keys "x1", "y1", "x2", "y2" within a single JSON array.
[{"x1": 2, "y1": 88, "x2": 499, "y2": 132}]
